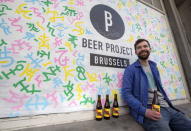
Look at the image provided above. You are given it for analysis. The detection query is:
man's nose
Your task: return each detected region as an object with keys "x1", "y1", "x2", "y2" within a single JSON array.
[
  {"x1": 140, "y1": 47, "x2": 146, "y2": 51},
  {"x1": 141, "y1": 46, "x2": 148, "y2": 50}
]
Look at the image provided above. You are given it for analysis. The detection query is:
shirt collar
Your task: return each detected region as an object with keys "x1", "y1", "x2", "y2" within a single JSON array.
[{"x1": 134, "y1": 59, "x2": 157, "y2": 67}]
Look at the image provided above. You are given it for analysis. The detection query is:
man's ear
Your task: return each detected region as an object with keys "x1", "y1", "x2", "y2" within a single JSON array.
[
  {"x1": 135, "y1": 49, "x2": 138, "y2": 55},
  {"x1": 149, "y1": 47, "x2": 152, "y2": 51}
]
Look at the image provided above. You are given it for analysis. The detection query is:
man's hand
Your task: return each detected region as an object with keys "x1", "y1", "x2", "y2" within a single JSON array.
[{"x1": 145, "y1": 109, "x2": 161, "y2": 121}]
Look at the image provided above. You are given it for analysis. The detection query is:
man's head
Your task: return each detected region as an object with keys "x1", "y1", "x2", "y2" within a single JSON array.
[{"x1": 134, "y1": 39, "x2": 151, "y2": 60}]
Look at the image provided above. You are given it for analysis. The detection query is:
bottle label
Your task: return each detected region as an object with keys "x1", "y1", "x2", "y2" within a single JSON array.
[
  {"x1": 104, "y1": 108, "x2": 110, "y2": 117},
  {"x1": 112, "y1": 107, "x2": 119, "y2": 116},
  {"x1": 152, "y1": 104, "x2": 160, "y2": 112},
  {"x1": 96, "y1": 109, "x2": 103, "y2": 118}
]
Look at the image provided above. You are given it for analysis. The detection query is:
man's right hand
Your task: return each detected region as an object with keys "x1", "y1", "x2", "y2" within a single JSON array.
[{"x1": 145, "y1": 109, "x2": 161, "y2": 121}]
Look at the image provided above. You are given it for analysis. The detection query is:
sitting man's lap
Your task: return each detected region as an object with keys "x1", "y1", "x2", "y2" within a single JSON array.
[{"x1": 142, "y1": 107, "x2": 191, "y2": 131}]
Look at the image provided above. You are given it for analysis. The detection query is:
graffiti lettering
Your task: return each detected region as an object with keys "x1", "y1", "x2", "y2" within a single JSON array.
[
  {"x1": 0, "y1": 18, "x2": 11, "y2": 35},
  {"x1": 37, "y1": 50, "x2": 50, "y2": 59},
  {"x1": 103, "y1": 73, "x2": 112, "y2": 85},
  {"x1": 13, "y1": 77, "x2": 41, "y2": 94},
  {"x1": 8, "y1": 39, "x2": 32, "y2": 54},
  {"x1": 0, "y1": 46, "x2": 14, "y2": 67},
  {"x1": 27, "y1": 22, "x2": 40, "y2": 32},
  {"x1": 76, "y1": 66, "x2": 86, "y2": 80},
  {"x1": 63, "y1": 81, "x2": 74, "y2": 101},
  {"x1": 42, "y1": 65, "x2": 61, "y2": 81},
  {"x1": 63, "y1": 66, "x2": 75, "y2": 81},
  {"x1": 19, "y1": 63, "x2": 39, "y2": 82},
  {"x1": 25, "y1": 53, "x2": 43, "y2": 68},
  {"x1": 25, "y1": 95, "x2": 48, "y2": 110},
  {"x1": 54, "y1": 50, "x2": 69, "y2": 66},
  {"x1": 80, "y1": 94, "x2": 95, "y2": 105},
  {"x1": 0, "y1": 4, "x2": 12, "y2": 16},
  {"x1": 68, "y1": 34, "x2": 77, "y2": 48},
  {"x1": 61, "y1": 6, "x2": 77, "y2": 16}
]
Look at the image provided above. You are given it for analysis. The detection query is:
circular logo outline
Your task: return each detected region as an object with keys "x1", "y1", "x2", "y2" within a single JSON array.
[{"x1": 90, "y1": 4, "x2": 125, "y2": 40}]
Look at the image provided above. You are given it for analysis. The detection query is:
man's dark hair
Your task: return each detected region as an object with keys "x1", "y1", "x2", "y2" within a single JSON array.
[{"x1": 134, "y1": 39, "x2": 150, "y2": 50}]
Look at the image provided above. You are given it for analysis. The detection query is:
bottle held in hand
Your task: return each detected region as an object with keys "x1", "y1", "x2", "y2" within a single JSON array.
[{"x1": 152, "y1": 90, "x2": 160, "y2": 112}]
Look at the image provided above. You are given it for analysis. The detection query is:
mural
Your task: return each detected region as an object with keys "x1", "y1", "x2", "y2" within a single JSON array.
[{"x1": 0, "y1": 0, "x2": 187, "y2": 118}]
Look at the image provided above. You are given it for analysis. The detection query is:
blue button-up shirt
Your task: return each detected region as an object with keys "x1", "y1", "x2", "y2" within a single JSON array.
[{"x1": 122, "y1": 60, "x2": 178, "y2": 124}]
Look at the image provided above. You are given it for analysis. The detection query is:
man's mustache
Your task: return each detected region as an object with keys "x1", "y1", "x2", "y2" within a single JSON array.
[{"x1": 139, "y1": 50, "x2": 149, "y2": 55}]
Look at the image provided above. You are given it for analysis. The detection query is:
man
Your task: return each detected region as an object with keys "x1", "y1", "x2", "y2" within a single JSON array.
[{"x1": 122, "y1": 39, "x2": 191, "y2": 131}]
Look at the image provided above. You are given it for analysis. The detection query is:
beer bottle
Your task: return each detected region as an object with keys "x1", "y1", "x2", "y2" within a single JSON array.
[
  {"x1": 151, "y1": 90, "x2": 160, "y2": 112},
  {"x1": 112, "y1": 94, "x2": 119, "y2": 118},
  {"x1": 104, "y1": 94, "x2": 110, "y2": 120},
  {"x1": 96, "y1": 95, "x2": 103, "y2": 121}
]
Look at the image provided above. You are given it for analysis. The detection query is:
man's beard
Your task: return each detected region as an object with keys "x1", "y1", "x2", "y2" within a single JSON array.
[{"x1": 137, "y1": 50, "x2": 150, "y2": 60}]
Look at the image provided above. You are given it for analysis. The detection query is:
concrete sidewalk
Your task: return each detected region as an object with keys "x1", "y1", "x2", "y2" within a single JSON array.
[
  {"x1": 16, "y1": 103, "x2": 191, "y2": 131},
  {"x1": 16, "y1": 115, "x2": 144, "y2": 131}
]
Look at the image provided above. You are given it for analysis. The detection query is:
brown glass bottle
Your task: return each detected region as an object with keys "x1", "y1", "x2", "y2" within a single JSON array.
[
  {"x1": 96, "y1": 95, "x2": 103, "y2": 121},
  {"x1": 104, "y1": 94, "x2": 110, "y2": 120},
  {"x1": 152, "y1": 90, "x2": 160, "y2": 112},
  {"x1": 112, "y1": 94, "x2": 119, "y2": 118}
]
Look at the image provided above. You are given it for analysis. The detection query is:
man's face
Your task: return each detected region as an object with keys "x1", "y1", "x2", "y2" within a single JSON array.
[{"x1": 135, "y1": 41, "x2": 151, "y2": 60}]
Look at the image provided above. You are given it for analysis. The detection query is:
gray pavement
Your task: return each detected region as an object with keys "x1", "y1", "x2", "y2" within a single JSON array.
[
  {"x1": 16, "y1": 103, "x2": 191, "y2": 131},
  {"x1": 16, "y1": 115, "x2": 144, "y2": 131}
]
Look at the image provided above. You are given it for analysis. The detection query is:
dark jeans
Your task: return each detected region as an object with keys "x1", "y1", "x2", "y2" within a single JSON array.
[{"x1": 142, "y1": 107, "x2": 191, "y2": 131}]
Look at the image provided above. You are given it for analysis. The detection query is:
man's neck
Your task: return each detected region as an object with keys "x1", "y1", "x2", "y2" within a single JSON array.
[{"x1": 139, "y1": 59, "x2": 149, "y2": 66}]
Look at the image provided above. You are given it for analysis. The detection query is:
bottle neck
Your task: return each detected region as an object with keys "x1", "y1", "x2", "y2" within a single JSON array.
[
  {"x1": 106, "y1": 95, "x2": 109, "y2": 101},
  {"x1": 153, "y1": 90, "x2": 159, "y2": 105},
  {"x1": 98, "y1": 95, "x2": 101, "y2": 102},
  {"x1": 154, "y1": 90, "x2": 158, "y2": 97},
  {"x1": 98, "y1": 95, "x2": 101, "y2": 99},
  {"x1": 114, "y1": 94, "x2": 117, "y2": 100}
]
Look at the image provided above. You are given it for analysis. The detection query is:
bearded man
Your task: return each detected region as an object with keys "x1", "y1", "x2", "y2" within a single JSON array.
[{"x1": 122, "y1": 39, "x2": 191, "y2": 131}]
